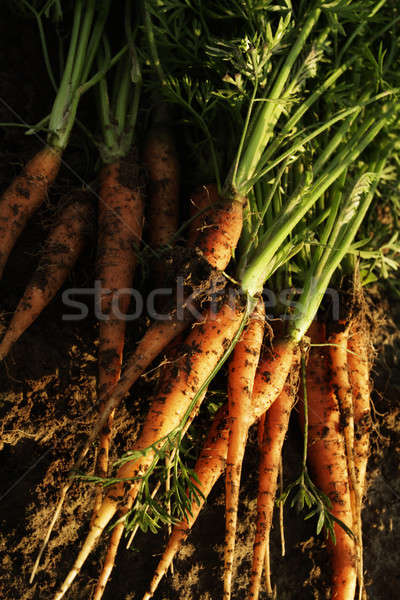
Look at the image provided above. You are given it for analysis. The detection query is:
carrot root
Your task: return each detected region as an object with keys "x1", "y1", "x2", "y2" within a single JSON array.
[
  {"x1": 224, "y1": 299, "x2": 265, "y2": 599},
  {"x1": 303, "y1": 322, "x2": 357, "y2": 600},
  {"x1": 188, "y1": 183, "x2": 244, "y2": 271},
  {"x1": 249, "y1": 377, "x2": 298, "y2": 600},
  {"x1": 0, "y1": 193, "x2": 91, "y2": 361},
  {"x1": 0, "y1": 145, "x2": 62, "y2": 279}
]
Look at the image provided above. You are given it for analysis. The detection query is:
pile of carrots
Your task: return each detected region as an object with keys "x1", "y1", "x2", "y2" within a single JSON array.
[{"x1": 0, "y1": 2, "x2": 399, "y2": 599}]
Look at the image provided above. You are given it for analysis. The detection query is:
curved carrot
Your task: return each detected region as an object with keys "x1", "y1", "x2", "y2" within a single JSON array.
[
  {"x1": 93, "y1": 157, "x2": 144, "y2": 518},
  {"x1": 0, "y1": 191, "x2": 91, "y2": 360},
  {"x1": 187, "y1": 183, "x2": 244, "y2": 271},
  {"x1": 53, "y1": 296, "x2": 245, "y2": 600},
  {"x1": 249, "y1": 378, "x2": 297, "y2": 600},
  {"x1": 224, "y1": 299, "x2": 265, "y2": 599},
  {"x1": 303, "y1": 322, "x2": 356, "y2": 600},
  {"x1": 0, "y1": 145, "x2": 62, "y2": 279},
  {"x1": 143, "y1": 108, "x2": 180, "y2": 248},
  {"x1": 142, "y1": 338, "x2": 298, "y2": 600}
]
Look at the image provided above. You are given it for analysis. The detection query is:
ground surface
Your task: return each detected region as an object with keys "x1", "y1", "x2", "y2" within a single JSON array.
[{"x1": 0, "y1": 9, "x2": 399, "y2": 600}]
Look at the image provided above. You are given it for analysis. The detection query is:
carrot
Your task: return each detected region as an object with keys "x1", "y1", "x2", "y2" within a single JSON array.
[
  {"x1": 142, "y1": 337, "x2": 298, "y2": 600},
  {"x1": 224, "y1": 299, "x2": 265, "y2": 599},
  {"x1": 92, "y1": 157, "x2": 144, "y2": 518},
  {"x1": 249, "y1": 377, "x2": 298, "y2": 600},
  {"x1": 0, "y1": 145, "x2": 62, "y2": 279},
  {"x1": 347, "y1": 318, "x2": 371, "y2": 502},
  {"x1": 53, "y1": 295, "x2": 245, "y2": 600},
  {"x1": 328, "y1": 320, "x2": 363, "y2": 593},
  {"x1": 0, "y1": 191, "x2": 91, "y2": 360},
  {"x1": 187, "y1": 183, "x2": 244, "y2": 271},
  {"x1": 302, "y1": 321, "x2": 356, "y2": 600},
  {"x1": 143, "y1": 105, "x2": 180, "y2": 248},
  {"x1": 347, "y1": 315, "x2": 371, "y2": 600}
]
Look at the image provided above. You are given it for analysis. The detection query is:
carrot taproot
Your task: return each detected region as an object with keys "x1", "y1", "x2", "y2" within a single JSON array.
[
  {"x1": 142, "y1": 336, "x2": 298, "y2": 600},
  {"x1": 53, "y1": 295, "x2": 245, "y2": 600},
  {"x1": 0, "y1": 145, "x2": 62, "y2": 279},
  {"x1": 302, "y1": 321, "x2": 356, "y2": 600},
  {"x1": 224, "y1": 299, "x2": 265, "y2": 599},
  {"x1": 347, "y1": 316, "x2": 371, "y2": 600},
  {"x1": 249, "y1": 376, "x2": 298, "y2": 600},
  {"x1": 347, "y1": 318, "x2": 371, "y2": 502},
  {"x1": 143, "y1": 106, "x2": 180, "y2": 248},
  {"x1": 187, "y1": 183, "x2": 244, "y2": 271},
  {"x1": 328, "y1": 320, "x2": 363, "y2": 593},
  {"x1": 92, "y1": 157, "x2": 144, "y2": 519},
  {"x1": 0, "y1": 191, "x2": 91, "y2": 361}
]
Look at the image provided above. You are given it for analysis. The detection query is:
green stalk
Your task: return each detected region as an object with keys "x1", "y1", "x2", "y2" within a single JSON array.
[
  {"x1": 96, "y1": 32, "x2": 142, "y2": 164},
  {"x1": 289, "y1": 154, "x2": 389, "y2": 344},
  {"x1": 240, "y1": 111, "x2": 389, "y2": 297},
  {"x1": 47, "y1": 0, "x2": 111, "y2": 150},
  {"x1": 231, "y1": 7, "x2": 321, "y2": 196}
]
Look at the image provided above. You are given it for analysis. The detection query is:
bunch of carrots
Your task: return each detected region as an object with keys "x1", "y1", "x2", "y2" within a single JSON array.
[{"x1": 0, "y1": 1, "x2": 400, "y2": 599}]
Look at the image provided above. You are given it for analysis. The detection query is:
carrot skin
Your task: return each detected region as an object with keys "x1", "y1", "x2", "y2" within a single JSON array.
[
  {"x1": 93, "y1": 159, "x2": 144, "y2": 517},
  {"x1": 249, "y1": 377, "x2": 297, "y2": 600},
  {"x1": 0, "y1": 145, "x2": 62, "y2": 278},
  {"x1": 224, "y1": 299, "x2": 265, "y2": 599},
  {"x1": 188, "y1": 184, "x2": 244, "y2": 271},
  {"x1": 143, "y1": 123, "x2": 180, "y2": 248},
  {"x1": 54, "y1": 297, "x2": 245, "y2": 600},
  {"x1": 0, "y1": 193, "x2": 91, "y2": 360},
  {"x1": 347, "y1": 317, "x2": 371, "y2": 600},
  {"x1": 302, "y1": 322, "x2": 357, "y2": 600},
  {"x1": 347, "y1": 320, "x2": 371, "y2": 498}
]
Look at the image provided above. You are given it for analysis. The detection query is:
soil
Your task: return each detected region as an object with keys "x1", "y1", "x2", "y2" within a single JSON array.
[{"x1": 0, "y1": 9, "x2": 399, "y2": 600}]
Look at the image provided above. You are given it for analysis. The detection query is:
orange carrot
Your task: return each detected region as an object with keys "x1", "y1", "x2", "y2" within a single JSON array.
[
  {"x1": 328, "y1": 320, "x2": 363, "y2": 593},
  {"x1": 224, "y1": 299, "x2": 265, "y2": 599},
  {"x1": 93, "y1": 157, "x2": 144, "y2": 518},
  {"x1": 249, "y1": 377, "x2": 298, "y2": 600},
  {"x1": 303, "y1": 322, "x2": 356, "y2": 600},
  {"x1": 0, "y1": 191, "x2": 91, "y2": 361},
  {"x1": 54, "y1": 295, "x2": 245, "y2": 600},
  {"x1": 188, "y1": 183, "x2": 244, "y2": 271},
  {"x1": 347, "y1": 318, "x2": 371, "y2": 502},
  {"x1": 0, "y1": 145, "x2": 62, "y2": 279},
  {"x1": 347, "y1": 316, "x2": 371, "y2": 600},
  {"x1": 142, "y1": 337, "x2": 298, "y2": 600},
  {"x1": 143, "y1": 107, "x2": 180, "y2": 248}
]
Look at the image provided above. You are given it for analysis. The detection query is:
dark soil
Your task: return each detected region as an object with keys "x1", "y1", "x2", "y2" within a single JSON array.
[{"x1": 0, "y1": 9, "x2": 399, "y2": 600}]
